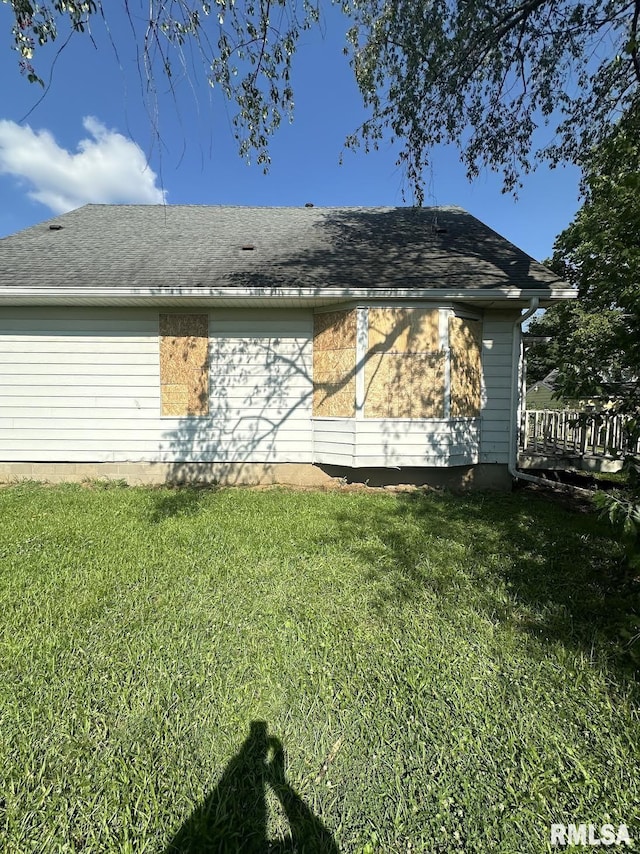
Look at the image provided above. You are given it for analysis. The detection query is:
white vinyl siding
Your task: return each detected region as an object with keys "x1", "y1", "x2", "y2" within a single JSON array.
[
  {"x1": 0, "y1": 307, "x2": 313, "y2": 464},
  {"x1": 479, "y1": 313, "x2": 517, "y2": 464},
  {"x1": 312, "y1": 418, "x2": 479, "y2": 468},
  {"x1": 312, "y1": 420, "x2": 357, "y2": 466},
  {"x1": 0, "y1": 308, "x2": 159, "y2": 461},
  {"x1": 354, "y1": 419, "x2": 479, "y2": 467},
  {"x1": 0, "y1": 305, "x2": 515, "y2": 469}
]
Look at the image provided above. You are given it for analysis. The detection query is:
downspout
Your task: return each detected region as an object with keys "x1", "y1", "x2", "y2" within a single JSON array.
[
  {"x1": 508, "y1": 299, "x2": 593, "y2": 496},
  {"x1": 508, "y1": 298, "x2": 538, "y2": 483}
]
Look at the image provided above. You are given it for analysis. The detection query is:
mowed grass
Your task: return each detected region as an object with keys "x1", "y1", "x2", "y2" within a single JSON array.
[{"x1": 0, "y1": 482, "x2": 638, "y2": 853}]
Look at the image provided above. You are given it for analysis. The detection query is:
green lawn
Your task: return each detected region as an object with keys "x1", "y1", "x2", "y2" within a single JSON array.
[{"x1": 0, "y1": 482, "x2": 638, "y2": 853}]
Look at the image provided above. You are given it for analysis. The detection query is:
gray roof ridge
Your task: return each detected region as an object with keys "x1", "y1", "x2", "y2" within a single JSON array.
[{"x1": 76, "y1": 202, "x2": 468, "y2": 211}]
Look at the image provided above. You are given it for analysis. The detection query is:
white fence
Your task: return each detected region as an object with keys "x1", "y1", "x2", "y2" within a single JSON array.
[{"x1": 523, "y1": 410, "x2": 640, "y2": 458}]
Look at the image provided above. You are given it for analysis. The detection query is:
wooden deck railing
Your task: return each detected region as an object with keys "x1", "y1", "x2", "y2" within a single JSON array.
[{"x1": 523, "y1": 410, "x2": 640, "y2": 458}]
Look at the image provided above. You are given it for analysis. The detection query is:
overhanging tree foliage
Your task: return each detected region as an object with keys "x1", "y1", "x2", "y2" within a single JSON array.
[
  {"x1": 344, "y1": 0, "x2": 640, "y2": 195},
  {"x1": 6, "y1": 0, "x2": 321, "y2": 168},
  {"x1": 4, "y1": 1, "x2": 640, "y2": 193}
]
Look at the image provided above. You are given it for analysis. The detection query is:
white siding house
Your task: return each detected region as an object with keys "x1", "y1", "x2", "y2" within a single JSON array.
[
  {"x1": 479, "y1": 313, "x2": 519, "y2": 465},
  {"x1": 0, "y1": 307, "x2": 161, "y2": 462},
  {"x1": 0, "y1": 205, "x2": 575, "y2": 487}
]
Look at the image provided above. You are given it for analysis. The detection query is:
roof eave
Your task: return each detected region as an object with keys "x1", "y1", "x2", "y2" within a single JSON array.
[{"x1": 0, "y1": 286, "x2": 577, "y2": 307}]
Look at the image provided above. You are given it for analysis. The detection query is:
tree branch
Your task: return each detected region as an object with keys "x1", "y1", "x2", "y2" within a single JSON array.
[
  {"x1": 248, "y1": 0, "x2": 272, "y2": 89},
  {"x1": 631, "y1": 0, "x2": 640, "y2": 83}
]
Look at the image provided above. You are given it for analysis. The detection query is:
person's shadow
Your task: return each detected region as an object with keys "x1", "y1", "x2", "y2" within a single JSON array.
[{"x1": 165, "y1": 721, "x2": 341, "y2": 853}]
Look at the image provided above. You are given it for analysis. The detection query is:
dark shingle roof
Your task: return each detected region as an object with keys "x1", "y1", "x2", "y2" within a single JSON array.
[{"x1": 0, "y1": 204, "x2": 563, "y2": 292}]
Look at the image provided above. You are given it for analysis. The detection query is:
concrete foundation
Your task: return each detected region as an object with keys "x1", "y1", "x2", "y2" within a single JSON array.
[
  {"x1": 0, "y1": 461, "x2": 512, "y2": 491},
  {"x1": 0, "y1": 462, "x2": 331, "y2": 487}
]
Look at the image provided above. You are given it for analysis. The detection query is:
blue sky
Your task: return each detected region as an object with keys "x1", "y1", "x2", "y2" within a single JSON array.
[{"x1": 0, "y1": 3, "x2": 582, "y2": 260}]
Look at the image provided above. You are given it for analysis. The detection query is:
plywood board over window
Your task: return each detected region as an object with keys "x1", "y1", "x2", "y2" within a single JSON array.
[
  {"x1": 160, "y1": 314, "x2": 209, "y2": 416},
  {"x1": 368, "y1": 307, "x2": 440, "y2": 353},
  {"x1": 313, "y1": 310, "x2": 356, "y2": 417},
  {"x1": 365, "y1": 308, "x2": 445, "y2": 418},
  {"x1": 449, "y1": 316, "x2": 482, "y2": 417}
]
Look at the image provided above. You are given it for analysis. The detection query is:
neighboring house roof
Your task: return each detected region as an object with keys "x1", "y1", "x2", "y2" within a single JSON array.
[
  {"x1": 527, "y1": 369, "x2": 559, "y2": 394},
  {"x1": 0, "y1": 204, "x2": 574, "y2": 306}
]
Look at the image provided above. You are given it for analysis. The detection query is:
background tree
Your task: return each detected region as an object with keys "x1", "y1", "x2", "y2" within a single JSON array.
[
  {"x1": 528, "y1": 109, "x2": 639, "y2": 600},
  {"x1": 525, "y1": 304, "x2": 571, "y2": 386},
  {"x1": 5, "y1": 1, "x2": 640, "y2": 194},
  {"x1": 528, "y1": 109, "x2": 640, "y2": 413},
  {"x1": 526, "y1": 302, "x2": 631, "y2": 399}
]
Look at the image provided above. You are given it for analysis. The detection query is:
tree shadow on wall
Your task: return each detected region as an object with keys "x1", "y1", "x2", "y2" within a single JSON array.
[
  {"x1": 159, "y1": 305, "x2": 472, "y2": 489},
  {"x1": 165, "y1": 721, "x2": 340, "y2": 854},
  {"x1": 160, "y1": 323, "x2": 315, "y2": 487},
  {"x1": 159, "y1": 309, "x2": 436, "y2": 486}
]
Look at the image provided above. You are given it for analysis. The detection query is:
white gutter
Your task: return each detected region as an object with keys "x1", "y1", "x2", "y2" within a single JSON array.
[
  {"x1": 508, "y1": 299, "x2": 593, "y2": 496},
  {"x1": 0, "y1": 286, "x2": 578, "y2": 306}
]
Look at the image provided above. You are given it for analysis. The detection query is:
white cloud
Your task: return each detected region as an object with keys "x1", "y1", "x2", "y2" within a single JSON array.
[{"x1": 0, "y1": 116, "x2": 166, "y2": 213}]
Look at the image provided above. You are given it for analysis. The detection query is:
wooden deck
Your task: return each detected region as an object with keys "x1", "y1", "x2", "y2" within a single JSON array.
[{"x1": 519, "y1": 410, "x2": 637, "y2": 472}]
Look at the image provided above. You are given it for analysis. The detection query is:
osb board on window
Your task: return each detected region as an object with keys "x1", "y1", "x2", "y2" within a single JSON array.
[
  {"x1": 313, "y1": 380, "x2": 357, "y2": 418},
  {"x1": 365, "y1": 352, "x2": 445, "y2": 418},
  {"x1": 449, "y1": 317, "x2": 482, "y2": 417},
  {"x1": 313, "y1": 311, "x2": 356, "y2": 417},
  {"x1": 368, "y1": 308, "x2": 440, "y2": 354},
  {"x1": 313, "y1": 310, "x2": 357, "y2": 351},
  {"x1": 160, "y1": 314, "x2": 209, "y2": 416},
  {"x1": 313, "y1": 359, "x2": 356, "y2": 417}
]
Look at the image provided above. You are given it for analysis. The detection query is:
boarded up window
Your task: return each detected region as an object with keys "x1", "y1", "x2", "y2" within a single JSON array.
[
  {"x1": 160, "y1": 314, "x2": 209, "y2": 416},
  {"x1": 365, "y1": 308, "x2": 445, "y2": 418},
  {"x1": 313, "y1": 310, "x2": 356, "y2": 417},
  {"x1": 368, "y1": 307, "x2": 440, "y2": 353},
  {"x1": 449, "y1": 316, "x2": 482, "y2": 417}
]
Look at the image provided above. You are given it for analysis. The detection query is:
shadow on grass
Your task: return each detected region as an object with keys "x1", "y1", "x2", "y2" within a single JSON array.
[
  {"x1": 165, "y1": 721, "x2": 340, "y2": 853},
  {"x1": 148, "y1": 486, "x2": 214, "y2": 523},
  {"x1": 325, "y1": 487, "x2": 639, "y2": 677}
]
